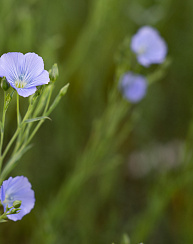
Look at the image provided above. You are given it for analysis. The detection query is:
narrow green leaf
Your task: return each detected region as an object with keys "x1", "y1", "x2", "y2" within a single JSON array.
[
  {"x1": 0, "y1": 122, "x2": 3, "y2": 134},
  {"x1": 24, "y1": 116, "x2": 51, "y2": 123},
  {"x1": 147, "y1": 57, "x2": 172, "y2": 85},
  {"x1": 5, "y1": 90, "x2": 15, "y2": 112},
  {"x1": 0, "y1": 219, "x2": 7, "y2": 223}
]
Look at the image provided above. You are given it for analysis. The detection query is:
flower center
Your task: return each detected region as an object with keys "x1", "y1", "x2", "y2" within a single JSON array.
[
  {"x1": 15, "y1": 75, "x2": 27, "y2": 88},
  {"x1": 3, "y1": 194, "x2": 14, "y2": 204},
  {"x1": 137, "y1": 46, "x2": 147, "y2": 55}
]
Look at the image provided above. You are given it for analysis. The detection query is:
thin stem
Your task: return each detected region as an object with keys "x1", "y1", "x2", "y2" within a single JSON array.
[
  {"x1": 14, "y1": 85, "x2": 54, "y2": 153},
  {"x1": 0, "y1": 92, "x2": 7, "y2": 171},
  {"x1": 0, "y1": 103, "x2": 32, "y2": 164},
  {"x1": 43, "y1": 85, "x2": 53, "y2": 114},
  {"x1": 12, "y1": 99, "x2": 37, "y2": 155},
  {"x1": 1, "y1": 113, "x2": 47, "y2": 182},
  {"x1": 24, "y1": 84, "x2": 54, "y2": 143},
  {"x1": 1, "y1": 88, "x2": 55, "y2": 180},
  {"x1": 1, "y1": 84, "x2": 63, "y2": 181},
  {"x1": 15, "y1": 93, "x2": 22, "y2": 154},
  {"x1": 0, "y1": 144, "x2": 32, "y2": 183},
  {"x1": 16, "y1": 93, "x2": 20, "y2": 126}
]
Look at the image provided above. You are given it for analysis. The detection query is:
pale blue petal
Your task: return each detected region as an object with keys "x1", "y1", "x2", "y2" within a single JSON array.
[
  {"x1": 0, "y1": 52, "x2": 49, "y2": 97},
  {"x1": 119, "y1": 72, "x2": 147, "y2": 103},
  {"x1": 5, "y1": 176, "x2": 31, "y2": 196},
  {"x1": 137, "y1": 55, "x2": 151, "y2": 67},
  {"x1": 16, "y1": 87, "x2": 37, "y2": 97},
  {"x1": 22, "y1": 53, "x2": 45, "y2": 82},
  {"x1": 8, "y1": 210, "x2": 24, "y2": 221},
  {"x1": 0, "y1": 53, "x2": 24, "y2": 86},
  {"x1": 0, "y1": 177, "x2": 13, "y2": 202},
  {"x1": 131, "y1": 26, "x2": 167, "y2": 67},
  {"x1": 0, "y1": 185, "x2": 4, "y2": 202},
  {"x1": 26, "y1": 70, "x2": 50, "y2": 87},
  {"x1": 0, "y1": 176, "x2": 35, "y2": 221}
]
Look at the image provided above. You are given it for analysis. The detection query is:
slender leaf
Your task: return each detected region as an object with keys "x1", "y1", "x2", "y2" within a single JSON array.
[{"x1": 24, "y1": 116, "x2": 51, "y2": 123}]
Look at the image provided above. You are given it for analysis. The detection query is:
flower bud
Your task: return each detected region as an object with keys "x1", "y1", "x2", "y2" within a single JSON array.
[
  {"x1": 49, "y1": 63, "x2": 59, "y2": 82},
  {"x1": 1, "y1": 77, "x2": 10, "y2": 91},
  {"x1": 59, "y1": 83, "x2": 69, "y2": 97},
  {"x1": 9, "y1": 208, "x2": 20, "y2": 214},
  {"x1": 13, "y1": 200, "x2": 22, "y2": 209}
]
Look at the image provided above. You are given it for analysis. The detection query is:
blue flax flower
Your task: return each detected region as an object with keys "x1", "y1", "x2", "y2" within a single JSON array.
[
  {"x1": 119, "y1": 72, "x2": 147, "y2": 103},
  {"x1": 131, "y1": 26, "x2": 167, "y2": 67},
  {"x1": 0, "y1": 176, "x2": 35, "y2": 221},
  {"x1": 0, "y1": 52, "x2": 50, "y2": 97}
]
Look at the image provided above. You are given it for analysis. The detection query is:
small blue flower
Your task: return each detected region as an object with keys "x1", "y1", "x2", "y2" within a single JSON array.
[
  {"x1": 0, "y1": 176, "x2": 35, "y2": 221},
  {"x1": 119, "y1": 72, "x2": 147, "y2": 103},
  {"x1": 131, "y1": 26, "x2": 167, "y2": 67},
  {"x1": 0, "y1": 52, "x2": 50, "y2": 97}
]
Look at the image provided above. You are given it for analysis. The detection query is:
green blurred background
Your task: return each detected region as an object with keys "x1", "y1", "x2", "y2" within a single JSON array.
[{"x1": 1, "y1": 0, "x2": 193, "y2": 243}]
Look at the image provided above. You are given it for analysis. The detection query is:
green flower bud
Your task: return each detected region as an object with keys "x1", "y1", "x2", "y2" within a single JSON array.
[
  {"x1": 47, "y1": 83, "x2": 69, "y2": 115},
  {"x1": 9, "y1": 208, "x2": 20, "y2": 214},
  {"x1": 59, "y1": 83, "x2": 69, "y2": 97},
  {"x1": 49, "y1": 63, "x2": 59, "y2": 82},
  {"x1": 29, "y1": 85, "x2": 44, "y2": 105},
  {"x1": 13, "y1": 200, "x2": 22, "y2": 209},
  {"x1": 1, "y1": 77, "x2": 10, "y2": 91}
]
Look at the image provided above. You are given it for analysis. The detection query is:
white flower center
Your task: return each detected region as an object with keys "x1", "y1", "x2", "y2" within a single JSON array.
[
  {"x1": 137, "y1": 46, "x2": 147, "y2": 55},
  {"x1": 3, "y1": 194, "x2": 14, "y2": 204},
  {"x1": 15, "y1": 75, "x2": 27, "y2": 88}
]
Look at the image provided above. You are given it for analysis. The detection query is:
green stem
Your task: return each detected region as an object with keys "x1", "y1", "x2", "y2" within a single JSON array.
[
  {"x1": 14, "y1": 85, "x2": 54, "y2": 153},
  {"x1": 25, "y1": 86, "x2": 54, "y2": 144},
  {"x1": 20, "y1": 101, "x2": 52, "y2": 152},
  {"x1": 43, "y1": 84, "x2": 53, "y2": 114},
  {"x1": 0, "y1": 92, "x2": 7, "y2": 172},
  {"x1": 16, "y1": 93, "x2": 20, "y2": 126},
  {"x1": 14, "y1": 93, "x2": 22, "y2": 154},
  {"x1": 0, "y1": 144, "x2": 32, "y2": 183},
  {"x1": 12, "y1": 98, "x2": 38, "y2": 155},
  {"x1": 1, "y1": 113, "x2": 48, "y2": 182},
  {"x1": 25, "y1": 84, "x2": 53, "y2": 143},
  {"x1": 1, "y1": 86, "x2": 55, "y2": 181},
  {"x1": 0, "y1": 103, "x2": 32, "y2": 165},
  {"x1": 1, "y1": 84, "x2": 66, "y2": 181}
]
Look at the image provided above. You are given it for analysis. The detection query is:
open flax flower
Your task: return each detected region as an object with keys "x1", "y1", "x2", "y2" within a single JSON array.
[
  {"x1": 131, "y1": 26, "x2": 167, "y2": 67},
  {"x1": 0, "y1": 176, "x2": 35, "y2": 221},
  {"x1": 119, "y1": 72, "x2": 147, "y2": 103},
  {"x1": 0, "y1": 52, "x2": 50, "y2": 97}
]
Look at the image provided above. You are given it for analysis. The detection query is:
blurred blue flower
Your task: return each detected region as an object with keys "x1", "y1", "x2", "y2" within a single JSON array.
[
  {"x1": 0, "y1": 52, "x2": 50, "y2": 97},
  {"x1": 0, "y1": 176, "x2": 35, "y2": 221},
  {"x1": 119, "y1": 72, "x2": 147, "y2": 103},
  {"x1": 131, "y1": 26, "x2": 167, "y2": 67}
]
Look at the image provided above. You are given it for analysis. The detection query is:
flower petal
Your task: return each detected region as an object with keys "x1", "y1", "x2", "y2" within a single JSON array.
[
  {"x1": 16, "y1": 87, "x2": 37, "y2": 97},
  {"x1": 131, "y1": 26, "x2": 167, "y2": 67},
  {"x1": 26, "y1": 70, "x2": 50, "y2": 87},
  {"x1": 0, "y1": 52, "x2": 50, "y2": 97},
  {"x1": 0, "y1": 176, "x2": 35, "y2": 221},
  {"x1": 0, "y1": 53, "x2": 24, "y2": 86},
  {"x1": 119, "y1": 72, "x2": 147, "y2": 103},
  {"x1": 22, "y1": 53, "x2": 45, "y2": 82}
]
